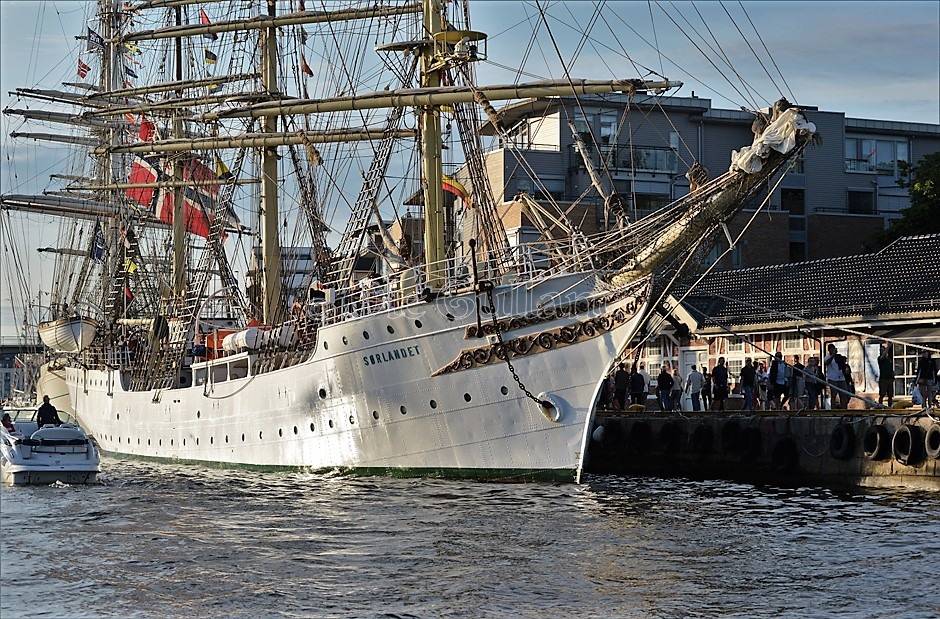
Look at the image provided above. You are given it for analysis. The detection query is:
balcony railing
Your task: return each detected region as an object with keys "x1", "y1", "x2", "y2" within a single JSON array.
[{"x1": 570, "y1": 144, "x2": 678, "y2": 174}]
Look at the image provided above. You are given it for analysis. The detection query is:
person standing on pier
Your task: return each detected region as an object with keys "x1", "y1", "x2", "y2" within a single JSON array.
[
  {"x1": 686, "y1": 364, "x2": 705, "y2": 412},
  {"x1": 701, "y1": 370, "x2": 712, "y2": 410},
  {"x1": 711, "y1": 358, "x2": 729, "y2": 412},
  {"x1": 769, "y1": 352, "x2": 789, "y2": 410},
  {"x1": 656, "y1": 365, "x2": 674, "y2": 412},
  {"x1": 630, "y1": 364, "x2": 646, "y2": 406},
  {"x1": 638, "y1": 363, "x2": 651, "y2": 403},
  {"x1": 613, "y1": 363, "x2": 629, "y2": 411},
  {"x1": 789, "y1": 354, "x2": 806, "y2": 410},
  {"x1": 671, "y1": 366, "x2": 684, "y2": 411},
  {"x1": 877, "y1": 345, "x2": 895, "y2": 407},
  {"x1": 740, "y1": 358, "x2": 757, "y2": 412},
  {"x1": 916, "y1": 350, "x2": 937, "y2": 407},
  {"x1": 804, "y1": 357, "x2": 823, "y2": 409},
  {"x1": 824, "y1": 344, "x2": 849, "y2": 409}
]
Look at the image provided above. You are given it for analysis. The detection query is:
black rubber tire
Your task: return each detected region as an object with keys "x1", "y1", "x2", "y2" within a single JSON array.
[
  {"x1": 740, "y1": 427, "x2": 763, "y2": 460},
  {"x1": 721, "y1": 420, "x2": 741, "y2": 453},
  {"x1": 925, "y1": 424, "x2": 940, "y2": 460},
  {"x1": 862, "y1": 424, "x2": 890, "y2": 461},
  {"x1": 892, "y1": 425, "x2": 924, "y2": 466},
  {"x1": 829, "y1": 423, "x2": 855, "y2": 460},
  {"x1": 630, "y1": 421, "x2": 651, "y2": 453},
  {"x1": 690, "y1": 424, "x2": 713, "y2": 454},
  {"x1": 771, "y1": 437, "x2": 799, "y2": 473},
  {"x1": 660, "y1": 422, "x2": 680, "y2": 453}
]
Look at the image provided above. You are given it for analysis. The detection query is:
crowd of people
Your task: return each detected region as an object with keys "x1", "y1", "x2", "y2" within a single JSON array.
[{"x1": 599, "y1": 343, "x2": 939, "y2": 413}]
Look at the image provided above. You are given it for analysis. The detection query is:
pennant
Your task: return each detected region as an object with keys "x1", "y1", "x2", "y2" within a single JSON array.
[
  {"x1": 77, "y1": 59, "x2": 91, "y2": 79},
  {"x1": 207, "y1": 83, "x2": 222, "y2": 94},
  {"x1": 90, "y1": 220, "x2": 107, "y2": 263},
  {"x1": 87, "y1": 27, "x2": 105, "y2": 51},
  {"x1": 125, "y1": 113, "x2": 137, "y2": 125},
  {"x1": 204, "y1": 49, "x2": 217, "y2": 65},
  {"x1": 125, "y1": 65, "x2": 138, "y2": 79},
  {"x1": 200, "y1": 9, "x2": 218, "y2": 40},
  {"x1": 442, "y1": 175, "x2": 470, "y2": 206},
  {"x1": 215, "y1": 156, "x2": 233, "y2": 180},
  {"x1": 124, "y1": 258, "x2": 138, "y2": 274},
  {"x1": 124, "y1": 286, "x2": 134, "y2": 302},
  {"x1": 123, "y1": 41, "x2": 139, "y2": 54},
  {"x1": 300, "y1": 54, "x2": 313, "y2": 77}
]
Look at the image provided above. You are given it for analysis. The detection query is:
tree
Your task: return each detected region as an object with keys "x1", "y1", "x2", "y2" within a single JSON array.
[{"x1": 875, "y1": 151, "x2": 940, "y2": 247}]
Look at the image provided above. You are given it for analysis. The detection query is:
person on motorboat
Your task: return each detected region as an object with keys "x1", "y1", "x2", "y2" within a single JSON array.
[
  {"x1": 1, "y1": 413, "x2": 15, "y2": 433},
  {"x1": 36, "y1": 396, "x2": 63, "y2": 427}
]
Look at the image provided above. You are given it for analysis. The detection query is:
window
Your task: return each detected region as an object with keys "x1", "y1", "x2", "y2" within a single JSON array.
[
  {"x1": 845, "y1": 137, "x2": 909, "y2": 177},
  {"x1": 781, "y1": 189, "x2": 805, "y2": 215},
  {"x1": 634, "y1": 193, "x2": 671, "y2": 215},
  {"x1": 847, "y1": 190, "x2": 875, "y2": 214},
  {"x1": 783, "y1": 332, "x2": 802, "y2": 351},
  {"x1": 728, "y1": 338, "x2": 744, "y2": 353},
  {"x1": 727, "y1": 359, "x2": 743, "y2": 382}
]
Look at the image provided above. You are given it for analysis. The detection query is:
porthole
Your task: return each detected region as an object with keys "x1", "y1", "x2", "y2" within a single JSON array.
[
  {"x1": 137, "y1": 438, "x2": 140, "y2": 445},
  {"x1": 310, "y1": 422, "x2": 315, "y2": 432},
  {"x1": 323, "y1": 341, "x2": 329, "y2": 350},
  {"x1": 500, "y1": 386, "x2": 509, "y2": 395},
  {"x1": 349, "y1": 415, "x2": 355, "y2": 425},
  {"x1": 196, "y1": 410, "x2": 201, "y2": 419},
  {"x1": 400, "y1": 405, "x2": 407, "y2": 415},
  {"x1": 445, "y1": 313, "x2": 455, "y2": 322},
  {"x1": 183, "y1": 439, "x2": 186, "y2": 446},
  {"x1": 225, "y1": 435, "x2": 229, "y2": 443},
  {"x1": 148, "y1": 439, "x2": 151, "y2": 446},
  {"x1": 196, "y1": 438, "x2": 200, "y2": 446},
  {"x1": 414, "y1": 319, "x2": 423, "y2": 328},
  {"x1": 387, "y1": 325, "x2": 395, "y2": 334},
  {"x1": 372, "y1": 410, "x2": 379, "y2": 420},
  {"x1": 318, "y1": 388, "x2": 327, "y2": 399},
  {"x1": 210, "y1": 437, "x2": 213, "y2": 445},
  {"x1": 293, "y1": 426, "x2": 298, "y2": 435},
  {"x1": 363, "y1": 331, "x2": 370, "y2": 340},
  {"x1": 159, "y1": 439, "x2": 162, "y2": 446},
  {"x1": 430, "y1": 400, "x2": 438, "y2": 409},
  {"x1": 464, "y1": 393, "x2": 472, "y2": 402},
  {"x1": 170, "y1": 439, "x2": 174, "y2": 446},
  {"x1": 278, "y1": 428, "x2": 283, "y2": 437},
  {"x1": 117, "y1": 413, "x2": 120, "y2": 420},
  {"x1": 241, "y1": 433, "x2": 245, "y2": 442},
  {"x1": 342, "y1": 336, "x2": 348, "y2": 345},
  {"x1": 328, "y1": 420, "x2": 334, "y2": 428},
  {"x1": 259, "y1": 431, "x2": 263, "y2": 440}
]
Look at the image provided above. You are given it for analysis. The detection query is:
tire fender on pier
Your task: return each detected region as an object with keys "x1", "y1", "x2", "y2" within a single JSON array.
[
  {"x1": 863, "y1": 424, "x2": 890, "y2": 461},
  {"x1": 892, "y1": 424, "x2": 923, "y2": 466},
  {"x1": 829, "y1": 423, "x2": 855, "y2": 460},
  {"x1": 925, "y1": 424, "x2": 940, "y2": 460}
]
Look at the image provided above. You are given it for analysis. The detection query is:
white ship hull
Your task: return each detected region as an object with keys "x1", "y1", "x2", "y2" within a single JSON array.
[{"x1": 67, "y1": 275, "x2": 648, "y2": 481}]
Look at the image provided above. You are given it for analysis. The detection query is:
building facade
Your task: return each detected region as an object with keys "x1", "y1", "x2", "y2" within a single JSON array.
[{"x1": 467, "y1": 93, "x2": 939, "y2": 268}]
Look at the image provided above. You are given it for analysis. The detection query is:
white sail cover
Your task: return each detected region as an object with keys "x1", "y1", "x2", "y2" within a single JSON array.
[{"x1": 731, "y1": 108, "x2": 817, "y2": 174}]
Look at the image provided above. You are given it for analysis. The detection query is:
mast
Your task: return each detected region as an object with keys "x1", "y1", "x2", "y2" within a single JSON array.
[
  {"x1": 172, "y1": 5, "x2": 186, "y2": 298},
  {"x1": 420, "y1": 0, "x2": 445, "y2": 289},
  {"x1": 260, "y1": 0, "x2": 280, "y2": 323}
]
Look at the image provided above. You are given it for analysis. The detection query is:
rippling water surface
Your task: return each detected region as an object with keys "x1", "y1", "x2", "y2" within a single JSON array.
[{"x1": 2, "y1": 458, "x2": 938, "y2": 618}]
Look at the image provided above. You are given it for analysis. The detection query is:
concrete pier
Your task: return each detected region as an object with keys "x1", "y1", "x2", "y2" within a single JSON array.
[{"x1": 586, "y1": 410, "x2": 940, "y2": 491}]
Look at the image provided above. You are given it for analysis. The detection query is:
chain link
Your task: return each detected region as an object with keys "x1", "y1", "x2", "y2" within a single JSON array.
[{"x1": 485, "y1": 288, "x2": 546, "y2": 406}]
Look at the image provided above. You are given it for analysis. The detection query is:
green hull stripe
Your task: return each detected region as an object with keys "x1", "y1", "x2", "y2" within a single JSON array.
[{"x1": 100, "y1": 449, "x2": 577, "y2": 483}]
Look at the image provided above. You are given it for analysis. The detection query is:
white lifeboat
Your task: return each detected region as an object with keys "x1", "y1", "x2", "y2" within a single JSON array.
[{"x1": 38, "y1": 316, "x2": 98, "y2": 353}]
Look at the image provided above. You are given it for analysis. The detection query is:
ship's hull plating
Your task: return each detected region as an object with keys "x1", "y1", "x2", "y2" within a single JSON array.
[{"x1": 68, "y1": 275, "x2": 648, "y2": 481}]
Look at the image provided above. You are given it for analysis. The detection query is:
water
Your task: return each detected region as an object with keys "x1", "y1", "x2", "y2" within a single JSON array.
[{"x1": 2, "y1": 459, "x2": 938, "y2": 619}]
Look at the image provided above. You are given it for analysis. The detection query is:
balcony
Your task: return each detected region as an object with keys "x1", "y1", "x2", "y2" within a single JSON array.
[{"x1": 570, "y1": 144, "x2": 678, "y2": 174}]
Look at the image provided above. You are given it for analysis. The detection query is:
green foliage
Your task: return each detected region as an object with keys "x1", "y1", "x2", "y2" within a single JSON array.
[{"x1": 875, "y1": 151, "x2": 940, "y2": 247}]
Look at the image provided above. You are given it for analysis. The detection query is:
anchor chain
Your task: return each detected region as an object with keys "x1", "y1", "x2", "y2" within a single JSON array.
[{"x1": 485, "y1": 287, "x2": 546, "y2": 406}]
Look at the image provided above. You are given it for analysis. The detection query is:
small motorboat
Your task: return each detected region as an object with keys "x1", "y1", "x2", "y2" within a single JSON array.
[{"x1": 1, "y1": 418, "x2": 101, "y2": 486}]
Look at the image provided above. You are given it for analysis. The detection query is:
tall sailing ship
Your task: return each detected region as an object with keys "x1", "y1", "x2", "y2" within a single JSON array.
[{"x1": 1, "y1": 0, "x2": 816, "y2": 481}]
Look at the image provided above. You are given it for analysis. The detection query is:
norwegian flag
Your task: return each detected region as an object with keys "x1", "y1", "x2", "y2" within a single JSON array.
[
  {"x1": 125, "y1": 155, "x2": 239, "y2": 239},
  {"x1": 77, "y1": 59, "x2": 91, "y2": 78}
]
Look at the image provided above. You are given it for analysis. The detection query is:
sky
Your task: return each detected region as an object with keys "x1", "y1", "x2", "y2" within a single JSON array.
[{"x1": 0, "y1": 0, "x2": 938, "y2": 337}]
